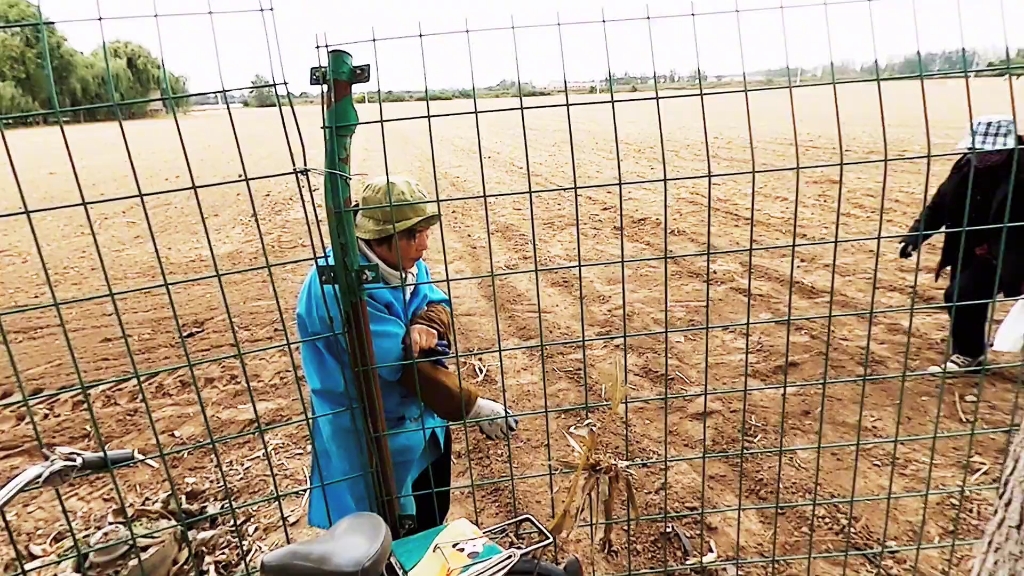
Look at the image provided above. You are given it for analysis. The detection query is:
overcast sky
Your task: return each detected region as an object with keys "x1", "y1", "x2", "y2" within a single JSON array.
[{"x1": 36, "y1": 0, "x2": 1024, "y2": 93}]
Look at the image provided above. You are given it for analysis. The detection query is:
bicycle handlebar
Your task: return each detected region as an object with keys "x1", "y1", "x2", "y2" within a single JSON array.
[
  {"x1": 0, "y1": 447, "x2": 138, "y2": 510},
  {"x1": 77, "y1": 449, "x2": 137, "y2": 471}
]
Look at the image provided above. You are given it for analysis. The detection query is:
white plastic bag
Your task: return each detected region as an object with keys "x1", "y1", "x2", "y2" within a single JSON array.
[{"x1": 992, "y1": 299, "x2": 1024, "y2": 353}]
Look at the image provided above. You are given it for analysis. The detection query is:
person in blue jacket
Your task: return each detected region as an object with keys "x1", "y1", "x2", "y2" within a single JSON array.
[{"x1": 296, "y1": 175, "x2": 519, "y2": 536}]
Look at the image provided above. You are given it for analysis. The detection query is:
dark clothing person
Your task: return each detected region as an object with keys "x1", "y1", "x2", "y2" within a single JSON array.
[
  {"x1": 944, "y1": 256, "x2": 999, "y2": 360},
  {"x1": 407, "y1": 428, "x2": 453, "y2": 536},
  {"x1": 899, "y1": 131, "x2": 1023, "y2": 373},
  {"x1": 899, "y1": 147, "x2": 1021, "y2": 281}
]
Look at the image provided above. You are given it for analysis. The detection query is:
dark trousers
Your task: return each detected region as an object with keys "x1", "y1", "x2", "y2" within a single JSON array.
[
  {"x1": 944, "y1": 258, "x2": 998, "y2": 358},
  {"x1": 407, "y1": 426, "x2": 452, "y2": 536}
]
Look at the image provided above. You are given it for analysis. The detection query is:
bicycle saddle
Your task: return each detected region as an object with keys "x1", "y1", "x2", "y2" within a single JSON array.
[{"x1": 260, "y1": 512, "x2": 393, "y2": 576}]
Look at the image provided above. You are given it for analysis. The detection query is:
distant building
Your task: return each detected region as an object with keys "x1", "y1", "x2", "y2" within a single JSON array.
[
  {"x1": 544, "y1": 80, "x2": 602, "y2": 91},
  {"x1": 146, "y1": 90, "x2": 165, "y2": 113},
  {"x1": 186, "y1": 92, "x2": 250, "y2": 109},
  {"x1": 713, "y1": 73, "x2": 766, "y2": 83},
  {"x1": 190, "y1": 94, "x2": 220, "y2": 106}
]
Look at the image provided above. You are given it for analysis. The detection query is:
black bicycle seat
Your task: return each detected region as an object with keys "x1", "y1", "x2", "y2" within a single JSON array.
[{"x1": 260, "y1": 512, "x2": 393, "y2": 576}]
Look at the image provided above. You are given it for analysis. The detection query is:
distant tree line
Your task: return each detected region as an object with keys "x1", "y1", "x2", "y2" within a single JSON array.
[
  {"x1": 235, "y1": 74, "x2": 317, "y2": 107},
  {"x1": 604, "y1": 69, "x2": 707, "y2": 86},
  {"x1": 338, "y1": 49, "x2": 1021, "y2": 103},
  {"x1": 0, "y1": 0, "x2": 190, "y2": 123},
  {"x1": 349, "y1": 80, "x2": 552, "y2": 104},
  {"x1": 4, "y1": 0, "x2": 1020, "y2": 124},
  {"x1": 602, "y1": 50, "x2": 1022, "y2": 88},
  {"x1": 976, "y1": 49, "x2": 1024, "y2": 77},
  {"x1": 756, "y1": 49, "x2": 1024, "y2": 83}
]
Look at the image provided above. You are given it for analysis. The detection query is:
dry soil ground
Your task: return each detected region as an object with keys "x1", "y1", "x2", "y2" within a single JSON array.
[{"x1": 2, "y1": 78, "x2": 1024, "y2": 575}]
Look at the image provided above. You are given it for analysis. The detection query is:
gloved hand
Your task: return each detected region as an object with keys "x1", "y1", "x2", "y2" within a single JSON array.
[
  {"x1": 419, "y1": 340, "x2": 451, "y2": 369},
  {"x1": 467, "y1": 398, "x2": 518, "y2": 440},
  {"x1": 410, "y1": 304, "x2": 454, "y2": 347},
  {"x1": 898, "y1": 236, "x2": 921, "y2": 259},
  {"x1": 406, "y1": 325, "x2": 438, "y2": 357}
]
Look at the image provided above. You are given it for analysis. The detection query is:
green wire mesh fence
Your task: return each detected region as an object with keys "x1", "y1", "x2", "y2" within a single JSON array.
[
  {"x1": 1, "y1": 1, "x2": 326, "y2": 575},
  {"x1": 2, "y1": 0, "x2": 1024, "y2": 575}
]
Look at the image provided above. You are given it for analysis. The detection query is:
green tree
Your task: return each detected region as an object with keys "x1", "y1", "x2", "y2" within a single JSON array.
[
  {"x1": 0, "y1": 0, "x2": 82, "y2": 110},
  {"x1": 161, "y1": 72, "x2": 190, "y2": 111},
  {"x1": 0, "y1": 81, "x2": 36, "y2": 116},
  {"x1": 380, "y1": 91, "x2": 409, "y2": 103},
  {"x1": 246, "y1": 74, "x2": 276, "y2": 107},
  {"x1": 0, "y1": 0, "x2": 190, "y2": 124},
  {"x1": 89, "y1": 41, "x2": 166, "y2": 117},
  {"x1": 978, "y1": 57, "x2": 1024, "y2": 77}
]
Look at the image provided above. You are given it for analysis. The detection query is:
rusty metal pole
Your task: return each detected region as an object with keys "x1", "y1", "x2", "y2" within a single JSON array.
[{"x1": 316, "y1": 49, "x2": 401, "y2": 534}]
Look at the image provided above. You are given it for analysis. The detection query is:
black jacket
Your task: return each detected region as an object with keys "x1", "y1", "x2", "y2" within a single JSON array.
[
  {"x1": 987, "y1": 162, "x2": 1024, "y2": 298},
  {"x1": 903, "y1": 142, "x2": 1024, "y2": 297}
]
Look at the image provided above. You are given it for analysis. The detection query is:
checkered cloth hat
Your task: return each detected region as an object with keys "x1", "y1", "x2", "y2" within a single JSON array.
[{"x1": 955, "y1": 114, "x2": 1018, "y2": 152}]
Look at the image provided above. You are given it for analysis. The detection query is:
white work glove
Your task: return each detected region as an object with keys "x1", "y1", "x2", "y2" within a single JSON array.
[{"x1": 467, "y1": 398, "x2": 518, "y2": 440}]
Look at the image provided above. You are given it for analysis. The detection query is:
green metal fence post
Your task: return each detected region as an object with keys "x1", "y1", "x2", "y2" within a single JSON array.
[{"x1": 315, "y1": 49, "x2": 401, "y2": 534}]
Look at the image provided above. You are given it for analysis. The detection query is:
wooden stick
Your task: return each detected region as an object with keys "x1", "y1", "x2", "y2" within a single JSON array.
[{"x1": 955, "y1": 391, "x2": 969, "y2": 424}]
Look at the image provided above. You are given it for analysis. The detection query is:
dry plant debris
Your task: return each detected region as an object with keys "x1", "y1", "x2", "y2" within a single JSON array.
[
  {"x1": 7, "y1": 485, "x2": 256, "y2": 576},
  {"x1": 548, "y1": 419, "x2": 639, "y2": 554}
]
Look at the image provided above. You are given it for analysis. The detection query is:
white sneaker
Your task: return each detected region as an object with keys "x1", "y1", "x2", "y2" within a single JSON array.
[{"x1": 926, "y1": 354, "x2": 986, "y2": 375}]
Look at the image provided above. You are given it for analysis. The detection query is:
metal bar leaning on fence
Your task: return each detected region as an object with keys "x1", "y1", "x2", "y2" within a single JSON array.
[{"x1": 316, "y1": 49, "x2": 402, "y2": 534}]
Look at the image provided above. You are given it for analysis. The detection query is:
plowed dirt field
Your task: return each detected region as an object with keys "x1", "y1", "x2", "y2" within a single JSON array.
[{"x1": 2, "y1": 78, "x2": 1023, "y2": 575}]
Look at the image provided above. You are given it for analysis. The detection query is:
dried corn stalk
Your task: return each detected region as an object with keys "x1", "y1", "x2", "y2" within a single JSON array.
[
  {"x1": 548, "y1": 420, "x2": 640, "y2": 553},
  {"x1": 608, "y1": 359, "x2": 627, "y2": 415}
]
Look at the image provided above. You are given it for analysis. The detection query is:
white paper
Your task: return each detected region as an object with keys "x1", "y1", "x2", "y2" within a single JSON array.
[{"x1": 993, "y1": 300, "x2": 1024, "y2": 353}]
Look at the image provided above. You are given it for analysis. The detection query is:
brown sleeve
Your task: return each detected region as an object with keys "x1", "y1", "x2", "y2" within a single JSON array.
[
  {"x1": 410, "y1": 304, "x2": 454, "y2": 346},
  {"x1": 397, "y1": 360, "x2": 480, "y2": 422}
]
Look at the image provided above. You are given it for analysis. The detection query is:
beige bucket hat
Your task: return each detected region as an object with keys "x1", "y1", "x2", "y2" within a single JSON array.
[{"x1": 353, "y1": 175, "x2": 440, "y2": 240}]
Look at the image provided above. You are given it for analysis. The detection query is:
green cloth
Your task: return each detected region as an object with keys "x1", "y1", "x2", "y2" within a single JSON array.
[{"x1": 392, "y1": 525, "x2": 445, "y2": 571}]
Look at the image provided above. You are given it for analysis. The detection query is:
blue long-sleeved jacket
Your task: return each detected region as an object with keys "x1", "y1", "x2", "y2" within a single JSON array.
[{"x1": 296, "y1": 249, "x2": 450, "y2": 529}]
